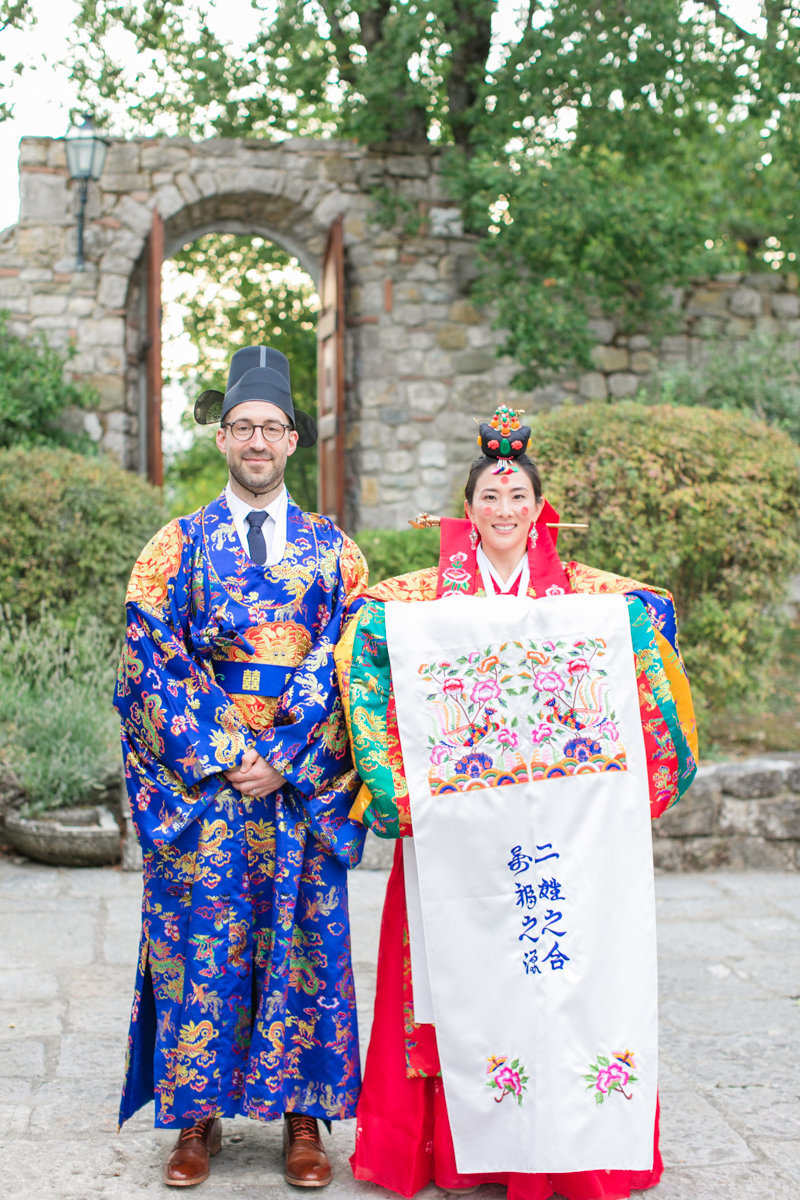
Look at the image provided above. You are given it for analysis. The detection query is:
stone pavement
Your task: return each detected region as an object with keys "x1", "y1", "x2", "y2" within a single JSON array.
[{"x1": 1, "y1": 853, "x2": 799, "y2": 1200}]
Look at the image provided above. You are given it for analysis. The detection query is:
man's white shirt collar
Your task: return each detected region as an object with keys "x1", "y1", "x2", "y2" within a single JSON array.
[{"x1": 225, "y1": 483, "x2": 288, "y2": 566}]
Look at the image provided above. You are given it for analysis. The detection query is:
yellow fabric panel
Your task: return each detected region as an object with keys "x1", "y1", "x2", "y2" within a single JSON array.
[
  {"x1": 340, "y1": 533, "x2": 371, "y2": 599},
  {"x1": 349, "y1": 781, "x2": 375, "y2": 823},
  {"x1": 225, "y1": 622, "x2": 312, "y2": 666},
  {"x1": 229, "y1": 693, "x2": 279, "y2": 731},
  {"x1": 334, "y1": 616, "x2": 359, "y2": 733},
  {"x1": 362, "y1": 566, "x2": 438, "y2": 603},
  {"x1": 565, "y1": 560, "x2": 671, "y2": 601},
  {"x1": 654, "y1": 627, "x2": 699, "y2": 764},
  {"x1": 126, "y1": 520, "x2": 184, "y2": 613}
]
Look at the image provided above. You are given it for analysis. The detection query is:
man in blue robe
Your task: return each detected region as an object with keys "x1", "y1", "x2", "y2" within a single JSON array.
[{"x1": 115, "y1": 346, "x2": 368, "y2": 1188}]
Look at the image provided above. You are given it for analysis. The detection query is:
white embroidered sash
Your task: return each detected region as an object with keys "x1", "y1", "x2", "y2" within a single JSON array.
[{"x1": 386, "y1": 593, "x2": 658, "y2": 1174}]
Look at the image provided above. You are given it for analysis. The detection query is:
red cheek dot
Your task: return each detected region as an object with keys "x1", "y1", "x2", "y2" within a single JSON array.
[
  {"x1": 482, "y1": 506, "x2": 493, "y2": 516},
  {"x1": 521, "y1": 506, "x2": 529, "y2": 516}
]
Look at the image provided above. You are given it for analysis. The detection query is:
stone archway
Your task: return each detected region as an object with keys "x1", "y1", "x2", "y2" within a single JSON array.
[
  {"x1": 1, "y1": 135, "x2": 494, "y2": 530},
  {"x1": 122, "y1": 189, "x2": 335, "y2": 496}
]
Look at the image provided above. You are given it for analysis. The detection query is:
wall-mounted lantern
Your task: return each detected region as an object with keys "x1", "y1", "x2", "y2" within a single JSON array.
[{"x1": 64, "y1": 114, "x2": 110, "y2": 271}]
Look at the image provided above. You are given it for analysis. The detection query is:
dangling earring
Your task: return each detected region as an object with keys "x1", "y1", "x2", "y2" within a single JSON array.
[
  {"x1": 469, "y1": 523, "x2": 478, "y2": 550},
  {"x1": 528, "y1": 524, "x2": 539, "y2": 549}
]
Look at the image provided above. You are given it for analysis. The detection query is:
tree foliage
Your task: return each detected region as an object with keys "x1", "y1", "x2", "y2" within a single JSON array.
[
  {"x1": 69, "y1": 0, "x2": 494, "y2": 145},
  {"x1": 67, "y1": 2, "x2": 800, "y2": 380},
  {"x1": 164, "y1": 233, "x2": 319, "y2": 514},
  {"x1": 0, "y1": 0, "x2": 34, "y2": 121}
]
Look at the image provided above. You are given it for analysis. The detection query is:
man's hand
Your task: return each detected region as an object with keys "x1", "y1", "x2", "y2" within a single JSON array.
[{"x1": 224, "y1": 748, "x2": 286, "y2": 796}]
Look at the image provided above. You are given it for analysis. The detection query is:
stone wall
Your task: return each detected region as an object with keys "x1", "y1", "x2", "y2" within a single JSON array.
[
  {"x1": 654, "y1": 755, "x2": 800, "y2": 871},
  {"x1": 564, "y1": 272, "x2": 800, "y2": 404},
  {"x1": 1, "y1": 134, "x2": 799, "y2": 531}
]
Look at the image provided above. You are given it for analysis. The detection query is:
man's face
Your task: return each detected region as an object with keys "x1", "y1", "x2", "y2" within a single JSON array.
[{"x1": 216, "y1": 400, "x2": 299, "y2": 500}]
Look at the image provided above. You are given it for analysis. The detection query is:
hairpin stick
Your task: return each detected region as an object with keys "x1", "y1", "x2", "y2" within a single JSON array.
[{"x1": 408, "y1": 513, "x2": 588, "y2": 530}]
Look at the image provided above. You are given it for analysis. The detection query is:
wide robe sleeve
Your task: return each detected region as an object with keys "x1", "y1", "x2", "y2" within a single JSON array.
[
  {"x1": 252, "y1": 532, "x2": 369, "y2": 858},
  {"x1": 337, "y1": 592, "x2": 698, "y2": 835},
  {"x1": 115, "y1": 519, "x2": 253, "y2": 850},
  {"x1": 627, "y1": 594, "x2": 697, "y2": 815},
  {"x1": 335, "y1": 599, "x2": 412, "y2": 839}
]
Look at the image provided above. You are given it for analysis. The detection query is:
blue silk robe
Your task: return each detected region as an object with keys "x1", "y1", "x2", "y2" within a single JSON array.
[{"x1": 115, "y1": 492, "x2": 368, "y2": 1129}]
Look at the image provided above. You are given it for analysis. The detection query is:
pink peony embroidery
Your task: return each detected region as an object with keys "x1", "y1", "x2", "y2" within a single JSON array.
[
  {"x1": 532, "y1": 669, "x2": 564, "y2": 692},
  {"x1": 442, "y1": 677, "x2": 464, "y2": 695},
  {"x1": 585, "y1": 1051, "x2": 638, "y2": 1105},
  {"x1": 471, "y1": 679, "x2": 501, "y2": 704},
  {"x1": 596, "y1": 1063, "x2": 630, "y2": 1093},
  {"x1": 486, "y1": 1055, "x2": 528, "y2": 1106},
  {"x1": 497, "y1": 727, "x2": 519, "y2": 748}
]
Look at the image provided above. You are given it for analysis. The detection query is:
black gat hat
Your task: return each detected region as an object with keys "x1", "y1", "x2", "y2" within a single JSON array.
[{"x1": 194, "y1": 345, "x2": 318, "y2": 448}]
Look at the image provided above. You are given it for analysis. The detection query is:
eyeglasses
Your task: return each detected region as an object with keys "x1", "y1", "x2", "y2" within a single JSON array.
[{"x1": 222, "y1": 419, "x2": 292, "y2": 442}]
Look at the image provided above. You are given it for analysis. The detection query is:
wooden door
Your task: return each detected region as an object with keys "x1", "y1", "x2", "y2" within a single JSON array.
[
  {"x1": 316, "y1": 214, "x2": 345, "y2": 526},
  {"x1": 145, "y1": 207, "x2": 164, "y2": 487}
]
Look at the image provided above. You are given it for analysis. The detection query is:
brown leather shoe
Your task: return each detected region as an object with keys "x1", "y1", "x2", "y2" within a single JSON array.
[
  {"x1": 163, "y1": 1116, "x2": 222, "y2": 1187},
  {"x1": 283, "y1": 1113, "x2": 332, "y2": 1188}
]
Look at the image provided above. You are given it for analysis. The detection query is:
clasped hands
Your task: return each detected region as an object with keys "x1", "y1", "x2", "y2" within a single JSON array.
[{"x1": 224, "y1": 748, "x2": 286, "y2": 797}]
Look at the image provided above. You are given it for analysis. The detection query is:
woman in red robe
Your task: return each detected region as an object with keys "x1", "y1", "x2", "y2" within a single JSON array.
[{"x1": 336, "y1": 409, "x2": 697, "y2": 1200}]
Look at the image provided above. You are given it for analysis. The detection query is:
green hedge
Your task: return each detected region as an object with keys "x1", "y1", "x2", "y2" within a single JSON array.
[
  {"x1": 0, "y1": 447, "x2": 165, "y2": 631},
  {"x1": 531, "y1": 401, "x2": 800, "y2": 713},
  {"x1": 354, "y1": 527, "x2": 440, "y2": 584}
]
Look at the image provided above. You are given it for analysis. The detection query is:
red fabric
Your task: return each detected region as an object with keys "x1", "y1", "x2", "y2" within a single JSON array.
[
  {"x1": 351, "y1": 843, "x2": 663, "y2": 1200},
  {"x1": 437, "y1": 508, "x2": 571, "y2": 599}
]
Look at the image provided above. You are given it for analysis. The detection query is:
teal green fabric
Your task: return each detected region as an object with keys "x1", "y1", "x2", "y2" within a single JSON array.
[
  {"x1": 348, "y1": 601, "x2": 403, "y2": 838},
  {"x1": 627, "y1": 595, "x2": 697, "y2": 799}
]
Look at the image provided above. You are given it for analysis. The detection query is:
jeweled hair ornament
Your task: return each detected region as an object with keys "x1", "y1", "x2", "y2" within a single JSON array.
[{"x1": 477, "y1": 405, "x2": 531, "y2": 475}]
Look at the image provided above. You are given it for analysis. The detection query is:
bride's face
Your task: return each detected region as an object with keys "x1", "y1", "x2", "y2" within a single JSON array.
[{"x1": 465, "y1": 465, "x2": 545, "y2": 561}]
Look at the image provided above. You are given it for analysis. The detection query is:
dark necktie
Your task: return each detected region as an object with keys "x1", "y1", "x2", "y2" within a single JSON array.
[{"x1": 246, "y1": 510, "x2": 269, "y2": 564}]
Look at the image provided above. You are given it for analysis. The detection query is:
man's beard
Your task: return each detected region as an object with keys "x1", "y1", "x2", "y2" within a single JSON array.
[{"x1": 229, "y1": 454, "x2": 284, "y2": 498}]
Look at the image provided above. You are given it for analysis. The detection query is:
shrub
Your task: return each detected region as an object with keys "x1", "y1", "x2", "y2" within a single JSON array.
[
  {"x1": 0, "y1": 310, "x2": 98, "y2": 451},
  {"x1": 532, "y1": 401, "x2": 800, "y2": 716},
  {"x1": 355, "y1": 527, "x2": 440, "y2": 584},
  {"x1": 0, "y1": 447, "x2": 165, "y2": 631},
  {"x1": 0, "y1": 610, "x2": 120, "y2": 814}
]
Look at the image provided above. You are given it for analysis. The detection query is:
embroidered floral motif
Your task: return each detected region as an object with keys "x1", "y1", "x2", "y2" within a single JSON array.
[
  {"x1": 441, "y1": 551, "x2": 472, "y2": 595},
  {"x1": 584, "y1": 1051, "x2": 639, "y2": 1105},
  {"x1": 486, "y1": 1055, "x2": 529, "y2": 1105},
  {"x1": 419, "y1": 636, "x2": 627, "y2": 793}
]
